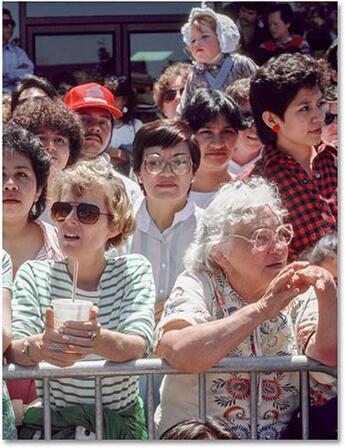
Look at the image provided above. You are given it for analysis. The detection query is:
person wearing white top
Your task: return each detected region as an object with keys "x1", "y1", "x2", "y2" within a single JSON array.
[
  {"x1": 104, "y1": 75, "x2": 143, "y2": 176},
  {"x1": 114, "y1": 118, "x2": 202, "y2": 323},
  {"x1": 182, "y1": 89, "x2": 244, "y2": 208},
  {"x1": 226, "y1": 78, "x2": 263, "y2": 177}
]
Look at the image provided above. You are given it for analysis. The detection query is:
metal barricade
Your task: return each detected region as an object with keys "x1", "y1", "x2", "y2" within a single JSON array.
[{"x1": 3, "y1": 356, "x2": 336, "y2": 440}]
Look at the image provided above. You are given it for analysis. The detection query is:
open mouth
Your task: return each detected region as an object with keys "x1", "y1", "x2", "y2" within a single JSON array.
[
  {"x1": 64, "y1": 232, "x2": 80, "y2": 241},
  {"x1": 309, "y1": 128, "x2": 321, "y2": 135}
]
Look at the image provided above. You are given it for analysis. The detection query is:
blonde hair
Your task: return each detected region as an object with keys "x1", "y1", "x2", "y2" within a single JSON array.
[
  {"x1": 49, "y1": 158, "x2": 136, "y2": 249},
  {"x1": 192, "y1": 14, "x2": 217, "y2": 33}
]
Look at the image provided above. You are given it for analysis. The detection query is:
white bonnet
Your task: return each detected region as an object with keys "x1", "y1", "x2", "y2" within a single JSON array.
[{"x1": 181, "y1": 7, "x2": 240, "y2": 54}]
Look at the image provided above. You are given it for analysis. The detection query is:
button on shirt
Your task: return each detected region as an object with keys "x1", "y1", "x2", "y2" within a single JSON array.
[
  {"x1": 119, "y1": 198, "x2": 203, "y2": 304},
  {"x1": 251, "y1": 144, "x2": 337, "y2": 260},
  {"x1": 3, "y1": 43, "x2": 34, "y2": 94}
]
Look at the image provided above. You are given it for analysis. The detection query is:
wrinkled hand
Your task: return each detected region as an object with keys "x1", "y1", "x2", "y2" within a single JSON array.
[
  {"x1": 40, "y1": 307, "x2": 96, "y2": 367},
  {"x1": 257, "y1": 261, "x2": 310, "y2": 320},
  {"x1": 57, "y1": 306, "x2": 101, "y2": 355},
  {"x1": 292, "y1": 265, "x2": 337, "y2": 297}
]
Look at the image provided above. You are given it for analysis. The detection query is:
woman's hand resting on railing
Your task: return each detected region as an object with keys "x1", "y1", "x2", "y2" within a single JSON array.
[{"x1": 40, "y1": 307, "x2": 100, "y2": 368}]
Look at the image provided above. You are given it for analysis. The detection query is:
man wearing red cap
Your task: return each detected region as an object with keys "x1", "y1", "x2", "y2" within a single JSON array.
[{"x1": 64, "y1": 82, "x2": 142, "y2": 203}]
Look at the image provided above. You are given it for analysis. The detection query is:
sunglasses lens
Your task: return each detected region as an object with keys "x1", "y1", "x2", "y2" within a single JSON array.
[
  {"x1": 163, "y1": 90, "x2": 177, "y2": 102},
  {"x1": 51, "y1": 202, "x2": 72, "y2": 221},
  {"x1": 3, "y1": 20, "x2": 14, "y2": 27},
  {"x1": 77, "y1": 203, "x2": 100, "y2": 224},
  {"x1": 325, "y1": 112, "x2": 336, "y2": 125}
]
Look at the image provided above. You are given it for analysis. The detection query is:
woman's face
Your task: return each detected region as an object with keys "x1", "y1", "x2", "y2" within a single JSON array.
[
  {"x1": 268, "y1": 11, "x2": 290, "y2": 42},
  {"x1": 3, "y1": 150, "x2": 41, "y2": 222},
  {"x1": 274, "y1": 87, "x2": 327, "y2": 153},
  {"x1": 213, "y1": 207, "x2": 289, "y2": 298},
  {"x1": 55, "y1": 186, "x2": 117, "y2": 261},
  {"x1": 138, "y1": 142, "x2": 194, "y2": 204},
  {"x1": 195, "y1": 114, "x2": 238, "y2": 172},
  {"x1": 17, "y1": 87, "x2": 47, "y2": 108},
  {"x1": 37, "y1": 128, "x2": 71, "y2": 174},
  {"x1": 161, "y1": 76, "x2": 185, "y2": 119},
  {"x1": 321, "y1": 102, "x2": 337, "y2": 148}
]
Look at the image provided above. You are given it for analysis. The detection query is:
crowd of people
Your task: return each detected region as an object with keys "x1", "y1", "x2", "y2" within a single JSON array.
[{"x1": 2, "y1": 2, "x2": 338, "y2": 440}]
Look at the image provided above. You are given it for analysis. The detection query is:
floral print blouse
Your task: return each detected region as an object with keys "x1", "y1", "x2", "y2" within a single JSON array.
[{"x1": 154, "y1": 269, "x2": 336, "y2": 439}]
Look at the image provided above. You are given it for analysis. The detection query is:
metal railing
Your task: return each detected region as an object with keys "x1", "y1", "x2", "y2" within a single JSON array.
[{"x1": 3, "y1": 356, "x2": 336, "y2": 440}]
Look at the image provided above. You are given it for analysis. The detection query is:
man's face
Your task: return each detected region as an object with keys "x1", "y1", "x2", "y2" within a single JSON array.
[
  {"x1": 78, "y1": 107, "x2": 112, "y2": 160},
  {"x1": 239, "y1": 7, "x2": 258, "y2": 27},
  {"x1": 3, "y1": 13, "x2": 14, "y2": 44}
]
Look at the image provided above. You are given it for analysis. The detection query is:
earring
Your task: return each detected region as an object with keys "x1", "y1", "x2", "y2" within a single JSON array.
[
  {"x1": 122, "y1": 106, "x2": 128, "y2": 114},
  {"x1": 272, "y1": 124, "x2": 281, "y2": 133}
]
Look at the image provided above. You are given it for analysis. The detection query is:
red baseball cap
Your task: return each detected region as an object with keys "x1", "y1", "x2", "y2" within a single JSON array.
[{"x1": 64, "y1": 82, "x2": 122, "y2": 119}]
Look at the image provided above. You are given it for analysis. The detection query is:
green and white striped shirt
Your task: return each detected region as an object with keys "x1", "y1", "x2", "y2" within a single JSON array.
[{"x1": 12, "y1": 254, "x2": 155, "y2": 411}]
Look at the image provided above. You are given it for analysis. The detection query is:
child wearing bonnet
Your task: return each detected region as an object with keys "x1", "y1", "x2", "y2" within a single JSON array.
[{"x1": 177, "y1": 5, "x2": 258, "y2": 115}]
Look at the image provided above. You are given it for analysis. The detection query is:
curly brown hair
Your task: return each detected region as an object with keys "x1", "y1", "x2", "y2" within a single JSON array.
[
  {"x1": 153, "y1": 62, "x2": 192, "y2": 113},
  {"x1": 11, "y1": 97, "x2": 83, "y2": 166}
]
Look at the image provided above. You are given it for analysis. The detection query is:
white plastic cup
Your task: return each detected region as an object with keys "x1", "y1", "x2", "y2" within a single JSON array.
[{"x1": 51, "y1": 299, "x2": 93, "y2": 329}]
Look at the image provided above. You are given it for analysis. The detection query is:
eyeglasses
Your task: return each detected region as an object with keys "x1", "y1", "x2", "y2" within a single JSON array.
[
  {"x1": 144, "y1": 154, "x2": 192, "y2": 175},
  {"x1": 3, "y1": 19, "x2": 15, "y2": 27},
  {"x1": 241, "y1": 111, "x2": 255, "y2": 129},
  {"x1": 162, "y1": 88, "x2": 184, "y2": 102},
  {"x1": 324, "y1": 112, "x2": 337, "y2": 125},
  {"x1": 51, "y1": 202, "x2": 112, "y2": 225},
  {"x1": 228, "y1": 224, "x2": 294, "y2": 251}
]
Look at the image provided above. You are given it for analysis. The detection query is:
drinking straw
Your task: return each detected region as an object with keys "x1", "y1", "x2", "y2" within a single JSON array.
[{"x1": 71, "y1": 259, "x2": 79, "y2": 303}]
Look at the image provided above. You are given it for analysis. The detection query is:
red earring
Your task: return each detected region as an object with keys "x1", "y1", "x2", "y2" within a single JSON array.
[{"x1": 272, "y1": 124, "x2": 281, "y2": 133}]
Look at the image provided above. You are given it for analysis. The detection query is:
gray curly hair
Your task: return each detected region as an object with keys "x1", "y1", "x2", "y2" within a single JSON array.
[{"x1": 184, "y1": 177, "x2": 288, "y2": 273}]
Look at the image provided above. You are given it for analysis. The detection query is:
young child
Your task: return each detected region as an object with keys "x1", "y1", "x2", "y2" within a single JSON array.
[
  {"x1": 177, "y1": 6, "x2": 257, "y2": 115},
  {"x1": 226, "y1": 77, "x2": 263, "y2": 176}
]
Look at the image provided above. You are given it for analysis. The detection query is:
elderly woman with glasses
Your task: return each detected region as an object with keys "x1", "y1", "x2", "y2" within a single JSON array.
[
  {"x1": 6, "y1": 158, "x2": 155, "y2": 439},
  {"x1": 155, "y1": 176, "x2": 337, "y2": 439}
]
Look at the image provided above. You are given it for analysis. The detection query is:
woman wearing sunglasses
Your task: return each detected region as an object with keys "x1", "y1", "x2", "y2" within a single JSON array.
[
  {"x1": 182, "y1": 88, "x2": 243, "y2": 209},
  {"x1": 153, "y1": 62, "x2": 192, "y2": 119},
  {"x1": 321, "y1": 85, "x2": 337, "y2": 150},
  {"x1": 155, "y1": 177, "x2": 337, "y2": 439},
  {"x1": 7, "y1": 158, "x2": 155, "y2": 439}
]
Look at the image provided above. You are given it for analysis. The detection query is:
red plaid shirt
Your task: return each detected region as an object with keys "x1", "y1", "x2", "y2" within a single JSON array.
[{"x1": 250, "y1": 144, "x2": 337, "y2": 261}]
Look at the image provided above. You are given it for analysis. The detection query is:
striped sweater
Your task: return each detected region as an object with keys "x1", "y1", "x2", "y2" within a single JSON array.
[{"x1": 11, "y1": 254, "x2": 155, "y2": 411}]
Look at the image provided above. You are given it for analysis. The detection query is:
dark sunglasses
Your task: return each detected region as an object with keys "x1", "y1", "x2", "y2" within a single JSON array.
[
  {"x1": 324, "y1": 112, "x2": 337, "y2": 125},
  {"x1": 3, "y1": 19, "x2": 15, "y2": 27},
  {"x1": 162, "y1": 88, "x2": 184, "y2": 102},
  {"x1": 241, "y1": 111, "x2": 255, "y2": 129},
  {"x1": 51, "y1": 202, "x2": 112, "y2": 225}
]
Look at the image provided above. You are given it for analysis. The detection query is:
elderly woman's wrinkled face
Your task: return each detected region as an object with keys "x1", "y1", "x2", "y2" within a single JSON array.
[
  {"x1": 195, "y1": 114, "x2": 238, "y2": 172},
  {"x1": 213, "y1": 207, "x2": 289, "y2": 298}
]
